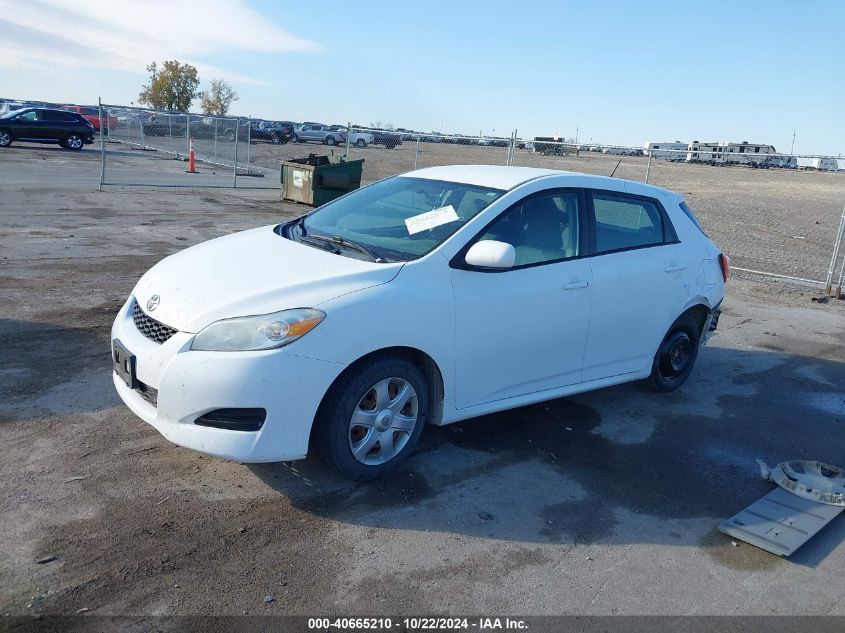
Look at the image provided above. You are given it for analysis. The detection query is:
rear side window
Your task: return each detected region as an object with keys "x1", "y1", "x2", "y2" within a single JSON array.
[
  {"x1": 679, "y1": 201, "x2": 708, "y2": 237},
  {"x1": 591, "y1": 193, "x2": 664, "y2": 253}
]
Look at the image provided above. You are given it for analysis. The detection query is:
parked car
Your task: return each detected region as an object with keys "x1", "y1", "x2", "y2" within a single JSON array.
[
  {"x1": 0, "y1": 107, "x2": 95, "y2": 150},
  {"x1": 62, "y1": 105, "x2": 118, "y2": 132},
  {"x1": 327, "y1": 125, "x2": 374, "y2": 148},
  {"x1": 371, "y1": 130, "x2": 402, "y2": 148},
  {"x1": 293, "y1": 123, "x2": 346, "y2": 146},
  {"x1": 112, "y1": 166, "x2": 727, "y2": 480},
  {"x1": 250, "y1": 120, "x2": 296, "y2": 144}
]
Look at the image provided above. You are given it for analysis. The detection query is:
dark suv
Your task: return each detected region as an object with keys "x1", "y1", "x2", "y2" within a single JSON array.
[{"x1": 0, "y1": 108, "x2": 95, "y2": 150}]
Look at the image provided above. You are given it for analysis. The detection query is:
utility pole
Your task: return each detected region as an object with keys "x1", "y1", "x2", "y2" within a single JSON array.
[{"x1": 790, "y1": 129, "x2": 796, "y2": 155}]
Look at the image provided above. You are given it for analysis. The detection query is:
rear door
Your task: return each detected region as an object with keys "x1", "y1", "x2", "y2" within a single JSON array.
[
  {"x1": 582, "y1": 190, "x2": 684, "y2": 382},
  {"x1": 38, "y1": 110, "x2": 69, "y2": 140}
]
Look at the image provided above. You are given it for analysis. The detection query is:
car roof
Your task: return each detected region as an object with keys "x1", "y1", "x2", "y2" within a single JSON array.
[{"x1": 402, "y1": 165, "x2": 681, "y2": 200}]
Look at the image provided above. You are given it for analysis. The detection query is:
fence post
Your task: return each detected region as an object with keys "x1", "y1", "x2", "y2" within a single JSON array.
[
  {"x1": 185, "y1": 114, "x2": 190, "y2": 159},
  {"x1": 414, "y1": 134, "x2": 421, "y2": 169},
  {"x1": 645, "y1": 149, "x2": 653, "y2": 183},
  {"x1": 246, "y1": 115, "x2": 251, "y2": 171},
  {"x1": 824, "y1": 201, "x2": 845, "y2": 294},
  {"x1": 233, "y1": 118, "x2": 239, "y2": 188},
  {"x1": 345, "y1": 121, "x2": 351, "y2": 158},
  {"x1": 140, "y1": 113, "x2": 145, "y2": 150},
  {"x1": 98, "y1": 98, "x2": 105, "y2": 191},
  {"x1": 213, "y1": 118, "x2": 218, "y2": 161},
  {"x1": 168, "y1": 114, "x2": 173, "y2": 155}
]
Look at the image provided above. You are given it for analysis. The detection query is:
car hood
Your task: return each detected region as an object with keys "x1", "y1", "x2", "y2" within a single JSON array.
[{"x1": 132, "y1": 225, "x2": 403, "y2": 333}]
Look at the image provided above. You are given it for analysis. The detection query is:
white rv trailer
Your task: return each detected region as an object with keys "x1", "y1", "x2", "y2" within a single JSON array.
[
  {"x1": 644, "y1": 141, "x2": 687, "y2": 160},
  {"x1": 810, "y1": 157, "x2": 839, "y2": 171},
  {"x1": 687, "y1": 141, "x2": 781, "y2": 166}
]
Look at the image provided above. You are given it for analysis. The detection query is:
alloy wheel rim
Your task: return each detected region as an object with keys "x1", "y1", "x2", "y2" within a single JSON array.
[
  {"x1": 0, "y1": 132, "x2": 9, "y2": 145},
  {"x1": 68, "y1": 136, "x2": 82, "y2": 149},
  {"x1": 348, "y1": 377, "x2": 418, "y2": 465}
]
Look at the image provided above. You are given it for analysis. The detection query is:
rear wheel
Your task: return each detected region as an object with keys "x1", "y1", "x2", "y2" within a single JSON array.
[
  {"x1": 325, "y1": 135, "x2": 336, "y2": 146},
  {"x1": 0, "y1": 129, "x2": 12, "y2": 147},
  {"x1": 64, "y1": 134, "x2": 84, "y2": 151},
  {"x1": 313, "y1": 357, "x2": 429, "y2": 481},
  {"x1": 355, "y1": 138, "x2": 366, "y2": 148},
  {"x1": 649, "y1": 314, "x2": 700, "y2": 392}
]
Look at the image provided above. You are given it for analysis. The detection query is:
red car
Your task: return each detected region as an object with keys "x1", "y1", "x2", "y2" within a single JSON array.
[{"x1": 62, "y1": 105, "x2": 118, "y2": 132}]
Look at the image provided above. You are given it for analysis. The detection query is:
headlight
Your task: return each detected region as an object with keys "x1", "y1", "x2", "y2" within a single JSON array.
[{"x1": 191, "y1": 308, "x2": 325, "y2": 352}]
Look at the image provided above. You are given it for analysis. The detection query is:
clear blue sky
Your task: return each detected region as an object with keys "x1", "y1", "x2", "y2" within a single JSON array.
[{"x1": 2, "y1": 0, "x2": 842, "y2": 155}]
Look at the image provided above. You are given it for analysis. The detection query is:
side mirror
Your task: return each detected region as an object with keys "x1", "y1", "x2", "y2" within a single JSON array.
[{"x1": 465, "y1": 240, "x2": 516, "y2": 269}]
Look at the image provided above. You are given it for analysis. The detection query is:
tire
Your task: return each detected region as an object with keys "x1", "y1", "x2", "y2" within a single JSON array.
[
  {"x1": 0, "y1": 128, "x2": 12, "y2": 148},
  {"x1": 64, "y1": 134, "x2": 84, "y2": 151},
  {"x1": 270, "y1": 134, "x2": 280, "y2": 144},
  {"x1": 355, "y1": 139, "x2": 366, "y2": 148},
  {"x1": 325, "y1": 135, "x2": 336, "y2": 146},
  {"x1": 290, "y1": 134, "x2": 299, "y2": 143},
  {"x1": 224, "y1": 129, "x2": 235, "y2": 142},
  {"x1": 312, "y1": 357, "x2": 429, "y2": 481},
  {"x1": 648, "y1": 314, "x2": 701, "y2": 392}
]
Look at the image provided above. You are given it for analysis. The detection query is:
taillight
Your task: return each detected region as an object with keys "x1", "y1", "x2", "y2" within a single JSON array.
[{"x1": 719, "y1": 253, "x2": 730, "y2": 282}]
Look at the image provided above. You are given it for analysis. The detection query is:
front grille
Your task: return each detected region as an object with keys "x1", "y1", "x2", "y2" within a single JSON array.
[{"x1": 132, "y1": 301, "x2": 177, "y2": 344}]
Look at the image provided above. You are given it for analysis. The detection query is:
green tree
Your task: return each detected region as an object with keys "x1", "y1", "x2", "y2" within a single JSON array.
[
  {"x1": 138, "y1": 61, "x2": 201, "y2": 112},
  {"x1": 200, "y1": 78, "x2": 239, "y2": 116}
]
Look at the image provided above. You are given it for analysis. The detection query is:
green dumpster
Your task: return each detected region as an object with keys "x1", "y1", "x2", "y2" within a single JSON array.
[{"x1": 281, "y1": 154, "x2": 364, "y2": 206}]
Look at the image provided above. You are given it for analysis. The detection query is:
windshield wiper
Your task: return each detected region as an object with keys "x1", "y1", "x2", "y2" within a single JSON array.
[{"x1": 304, "y1": 233, "x2": 387, "y2": 263}]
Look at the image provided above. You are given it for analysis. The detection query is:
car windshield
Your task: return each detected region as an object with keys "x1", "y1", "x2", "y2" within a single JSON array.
[
  {"x1": 297, "y1": 176, "x2": 505, "y2": 262},
  {"x1": 1, "y1": 108, "x2": 29, "y2": 119}
]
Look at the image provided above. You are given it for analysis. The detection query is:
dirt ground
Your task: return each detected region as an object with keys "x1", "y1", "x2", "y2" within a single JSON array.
[{"x1": 1, "y1": 145, "x2": 845, "y2": 619}]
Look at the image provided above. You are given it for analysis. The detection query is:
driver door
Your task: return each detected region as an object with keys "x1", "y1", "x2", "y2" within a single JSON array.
[{"x1": 451, "y1": 190, "x2": 593, "y2": 409}]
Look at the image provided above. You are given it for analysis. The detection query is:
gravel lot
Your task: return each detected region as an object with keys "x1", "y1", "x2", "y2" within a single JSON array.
[
  {"x1": 1, "y1": 145, "x2": 844, "y2": 619},
  {"x1": 103, "y1": 134, "x2": 845, "y2": 283}
]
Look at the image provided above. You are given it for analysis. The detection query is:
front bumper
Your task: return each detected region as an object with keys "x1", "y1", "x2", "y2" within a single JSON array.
[{"x1": 111, "y1": 299, "x2": 345, "y2": 462}]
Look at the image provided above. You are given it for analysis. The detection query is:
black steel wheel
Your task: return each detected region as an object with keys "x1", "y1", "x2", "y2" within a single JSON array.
[{"x1": 649, "y1": 314, "x2": 700, "y2": 392}]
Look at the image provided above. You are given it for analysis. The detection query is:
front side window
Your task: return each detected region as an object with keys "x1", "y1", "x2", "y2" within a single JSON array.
[
  {"x1": 298, "y1": 176, "x2": 504, "y2": 261},
  {"x1": 17, "y1": 110, "x2": 38, "y2": 121},
  {"x1": 476, "y1": 192, "x2": 580, "y2": 266},
  {"x1": 591, "y1": 193, "x2": 665, "y2": 253}
]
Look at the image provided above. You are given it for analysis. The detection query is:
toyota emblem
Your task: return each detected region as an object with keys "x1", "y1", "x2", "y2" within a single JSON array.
[{"x1": 146, "y1": 295, "x2": 160, "y2": 311}]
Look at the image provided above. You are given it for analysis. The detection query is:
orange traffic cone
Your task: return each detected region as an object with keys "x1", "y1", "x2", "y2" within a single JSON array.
[{"x1": 187, "y1": 138, "x2": 196, "y2": 173}]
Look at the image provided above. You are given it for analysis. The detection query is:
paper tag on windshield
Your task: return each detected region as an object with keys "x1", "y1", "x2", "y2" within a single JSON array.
[{"x1": 405, "y1": 205, "x2": 459, "y2": 235}]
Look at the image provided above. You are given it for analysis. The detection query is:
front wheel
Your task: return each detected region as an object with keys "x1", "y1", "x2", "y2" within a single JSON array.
[
  {"x1": 649, "y1": 314, "x2": 700, "y2": 392},
  {"x1": 0, "y1": 128, "x2": 12, "y2": 147},
  {"x1": 64, "y1": 134, "x2": 84, "y2": 151},
  {"x1": 313, "y1": 357, "x2": 429, "y2": 481},
  {"x1": 325, "y1": 135, "x2": 336, "y2": 146},
  {"x1": 355, "y1": 139, "x2": 366, "y2": 148}
]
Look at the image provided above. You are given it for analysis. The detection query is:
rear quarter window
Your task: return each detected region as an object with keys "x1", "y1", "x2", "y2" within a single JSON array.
[{"x1": 679, "y1": 201, "x2": 708, "y2": 237}]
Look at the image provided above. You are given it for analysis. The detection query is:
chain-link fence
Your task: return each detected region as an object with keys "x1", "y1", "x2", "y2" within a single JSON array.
[
  {"x1": 93, "y1": 101, "x2": 845, "y2": 296},
  {"x1": 100, "y1": 104, "x2": 281, "y2": 188}
]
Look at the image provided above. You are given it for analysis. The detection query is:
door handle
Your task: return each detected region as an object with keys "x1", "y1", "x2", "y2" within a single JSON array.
[
  {"x1": 665, "y1": 263, "x2": 687, "y2": 273},
  {"x1": 563, "y1": 280, "x2": 590, "y2": 290}
]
